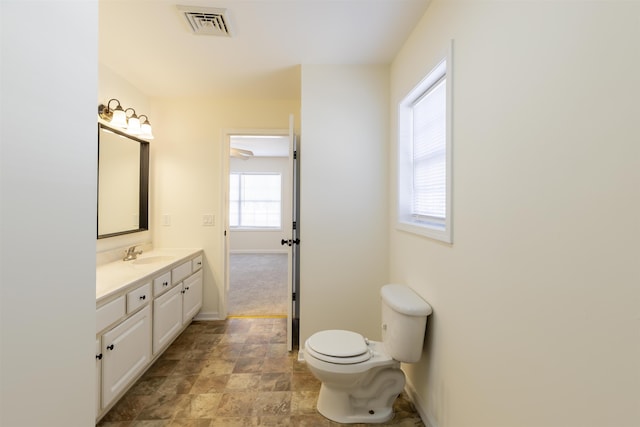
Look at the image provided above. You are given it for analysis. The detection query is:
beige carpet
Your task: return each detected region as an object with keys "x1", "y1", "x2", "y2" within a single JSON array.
[{"x1": 228, "y1": 253, "x2": 288, "y2": 316}]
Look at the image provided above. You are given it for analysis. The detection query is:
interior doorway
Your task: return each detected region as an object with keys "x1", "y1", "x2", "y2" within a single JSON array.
[
  {"x1": 228, "y1": 253, "x2": 288, "y2": 315},
  {"x1": 222, "y1": 119, "x2": 299, "y2": 349}
]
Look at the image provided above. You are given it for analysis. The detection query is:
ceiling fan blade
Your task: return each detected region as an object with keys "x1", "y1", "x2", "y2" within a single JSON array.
[{"x1": 230, "y1": 148, "x2": 254, "y2": 160}]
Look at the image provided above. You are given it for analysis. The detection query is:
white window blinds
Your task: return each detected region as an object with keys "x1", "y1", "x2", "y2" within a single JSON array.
[
  {"x1": 412, "y1": 77, "x2": 447, "y2": 223},
  {"x1": 229, "y1": 173, "x2": 282, "y2": 228}
]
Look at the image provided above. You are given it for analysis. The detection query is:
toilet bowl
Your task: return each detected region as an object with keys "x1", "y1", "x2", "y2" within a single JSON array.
[
  {"x1": 304, "y1": 330, "x2": 404, "y2": 423},
  {"x1": 304, "y1": 284, "x2": 432, "y2": 424}
]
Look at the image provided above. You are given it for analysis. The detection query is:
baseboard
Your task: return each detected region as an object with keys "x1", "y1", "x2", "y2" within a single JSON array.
[
  {"x1": 194, "y1": 311, "x2": 222, "y2": 321},
  {"x1": 404, "y1": 379, "x2": 437, "y2": 427}
]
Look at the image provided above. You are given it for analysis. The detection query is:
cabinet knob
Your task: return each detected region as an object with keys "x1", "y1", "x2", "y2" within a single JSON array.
[
  {"x1": 163, "y1": 281, "x2": 169, "y2": 287},
  {"x1": 96, "y1": 354, "x2": 103, "y2": 360},
  {"x1": 106, "y1": 344, "x2": 115, "y2": 351},
  {"x1": 139, "y1": 295, "x2": 146, "y2": 300},
  {"x1": 185, "y1": 286, "x2": 190, "y2": 291}
]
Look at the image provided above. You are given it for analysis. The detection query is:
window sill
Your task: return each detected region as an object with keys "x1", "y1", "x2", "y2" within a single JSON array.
[{"x1": 396, "y1": 221, "x2": 452, "y2": 244}]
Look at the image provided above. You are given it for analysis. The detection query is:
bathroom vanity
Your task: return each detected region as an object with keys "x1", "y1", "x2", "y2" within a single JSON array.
[{"x1": 95, "y1": 248, "x2": 203, "y2": 421}]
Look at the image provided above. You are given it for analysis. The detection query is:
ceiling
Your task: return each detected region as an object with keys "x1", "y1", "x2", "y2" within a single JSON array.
[{"x1": 99, "y1": 0, "x2": 430, "y2": 99}]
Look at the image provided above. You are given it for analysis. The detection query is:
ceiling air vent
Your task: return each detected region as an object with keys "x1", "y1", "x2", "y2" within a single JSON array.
[{"x1": 177, "y1": 6, "x2": 231, "y2": 37}]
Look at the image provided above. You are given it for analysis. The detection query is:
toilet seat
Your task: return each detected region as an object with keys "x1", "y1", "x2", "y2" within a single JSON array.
[{"x1": 306, "y1": 330, "x2": 371, "y2": 364}]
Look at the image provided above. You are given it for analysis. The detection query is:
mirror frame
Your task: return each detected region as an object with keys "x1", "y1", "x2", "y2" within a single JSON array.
[{"x1": 97, "y1": 123, "x2": 150, "y2": 239}]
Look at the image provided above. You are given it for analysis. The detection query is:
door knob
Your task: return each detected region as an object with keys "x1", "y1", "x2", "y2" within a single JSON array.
[{"x1": 281, "y1": 239, "x2": 292, "y2": 246}]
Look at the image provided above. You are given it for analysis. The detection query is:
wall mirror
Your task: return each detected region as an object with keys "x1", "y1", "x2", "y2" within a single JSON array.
[{"x1": 97, "y1": 123, "x2": 149, "y2": 239}]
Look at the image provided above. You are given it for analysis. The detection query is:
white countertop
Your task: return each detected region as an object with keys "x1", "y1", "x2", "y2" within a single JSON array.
[{"x1": 96, "y1": 248, "x2": 202, "y2": 304}]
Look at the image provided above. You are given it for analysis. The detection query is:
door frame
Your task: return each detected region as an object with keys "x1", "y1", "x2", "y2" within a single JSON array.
[{"x1": 220, "y1": 127, "x2": 292, "y2": 331}]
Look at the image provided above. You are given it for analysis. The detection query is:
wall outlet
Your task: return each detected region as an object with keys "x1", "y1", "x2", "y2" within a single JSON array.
[
  {"x1": 202, "y1": 214, "x2": 215, "y2": 226},
  {"x1": 162, "y1": 214, "x2": 171, "y2": 226}
]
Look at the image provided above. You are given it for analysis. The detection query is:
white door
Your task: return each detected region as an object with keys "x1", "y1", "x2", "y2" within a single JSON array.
[
  {"x1": 275, "y1": 114, "x2": 299, "y2": 350},
  {"x1": 287, "y1": 114, "x2": 300, "y2": 351}
]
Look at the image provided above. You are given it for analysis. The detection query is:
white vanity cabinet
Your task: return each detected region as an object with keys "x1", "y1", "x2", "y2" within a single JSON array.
[
  {"x1": 95, "y1": 249, "x2": 203, "y2": 423},
  {"x1": 101, "y1": 305, "x2": 152, "y2": 409},
  {"x1": 152, "y1": 263, "x2": 203, "y2": 355}
]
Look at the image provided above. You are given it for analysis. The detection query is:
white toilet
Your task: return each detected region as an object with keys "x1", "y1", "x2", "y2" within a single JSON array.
[{"x1": 304, "y1": 284, "x2": 432, "y2": 424}]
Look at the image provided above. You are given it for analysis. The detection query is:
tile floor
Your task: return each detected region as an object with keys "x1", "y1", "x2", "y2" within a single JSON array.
[{"x1": 97, "y1": 317, "x2": 425, "y2": 426}]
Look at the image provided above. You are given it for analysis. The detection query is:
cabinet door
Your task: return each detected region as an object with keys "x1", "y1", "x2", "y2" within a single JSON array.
[
  {"x1": 102, "y1": 305, "x2": 151, "y2": 409},
  {"x1": 182, "y1": 270, "x2": 203, "y2": 325},
  {"x1": 95, "y1": 338, "x2": 101, "y2": 418},
  {"x1": 153, "y1": 284, "x2": 183, "y2": 355}
]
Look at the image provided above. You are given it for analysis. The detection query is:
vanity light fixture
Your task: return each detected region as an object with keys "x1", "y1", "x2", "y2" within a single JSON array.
[
  {"x1": 98, "y1": 99, "x2": 127, "y2": 128},
  {"x1": 97, "y1": 99, "x2": 155, "y2": 140},
  {"x1": 138, "y1": 115, "x2": 155, "y2": 140},
  {"x1": 125, "y1": 108, "x2": 141, "y2": 135}
]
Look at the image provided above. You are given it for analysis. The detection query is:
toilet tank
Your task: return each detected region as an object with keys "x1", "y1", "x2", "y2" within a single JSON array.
[{"x1": 380, "y1": 284, "x2": 432, "y2": 363}]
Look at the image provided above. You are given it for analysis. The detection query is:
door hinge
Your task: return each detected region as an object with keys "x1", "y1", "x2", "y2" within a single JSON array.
[
  {"x1": 293, "y1": 150, "x2": 297, "y2": 159},
  {"x1": 292, "y1": 292, "x2": 296, "y2": 301},
  {"x1": 292, "y1": 221, "x2": 297, "y2": 230}
]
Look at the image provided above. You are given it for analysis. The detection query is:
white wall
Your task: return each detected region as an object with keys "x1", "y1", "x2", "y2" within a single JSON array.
[
  {"x1": 0, "y1": 1, "x2": 97, "y2": 426},
  {"x1": 300, "y1": 64, "x2": 390, "y2": 345},
  {"x1": 389, "y1": 2, "x2": 640, "y2": 427},
  {"x1": 150, "y1": 97, "x2": 300, "y2": 318},
  {"x1": 230, "y1": 156, "x2": 291, "y2": 253}
]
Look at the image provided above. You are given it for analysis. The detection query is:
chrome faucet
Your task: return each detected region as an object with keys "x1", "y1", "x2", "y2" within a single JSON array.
[{"x1": 123, "y1": 245, "x2": 143, "y2": 261}]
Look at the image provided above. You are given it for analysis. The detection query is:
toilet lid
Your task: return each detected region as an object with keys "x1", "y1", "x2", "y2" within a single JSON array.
[{"x1": 306, "y1": 330, "x2": 371, "y2": 364}]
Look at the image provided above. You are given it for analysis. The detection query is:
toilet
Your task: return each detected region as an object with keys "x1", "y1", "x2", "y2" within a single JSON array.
[{"x1": 304, "y1": 284, "x2": 432, "y2": 424}]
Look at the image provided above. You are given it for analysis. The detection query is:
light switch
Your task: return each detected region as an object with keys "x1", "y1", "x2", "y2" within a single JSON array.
[
  {"x1": 202, "y1": 214, "x2": 215, "y2": 226},
  {"x1": 162, "y1": 214, "x2": 171, "y2": 226}
]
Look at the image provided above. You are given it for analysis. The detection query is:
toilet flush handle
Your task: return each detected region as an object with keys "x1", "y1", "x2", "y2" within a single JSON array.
[{"x1": 382, "y1": 323, "x2": 387, "y2": 331}]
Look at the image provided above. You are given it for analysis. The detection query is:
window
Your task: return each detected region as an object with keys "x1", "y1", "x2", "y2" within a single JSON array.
[
  {"x1": 229, "y1": 173, "x2": 282, "y2": 229},
  {"x1": 397, "y1": 54, "x2": 452, "y2": 243}
]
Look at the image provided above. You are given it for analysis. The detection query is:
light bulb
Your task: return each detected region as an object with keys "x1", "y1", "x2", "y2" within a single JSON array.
[{"x1": 110, "y1": 107, "x2": 127, "y2": 128}]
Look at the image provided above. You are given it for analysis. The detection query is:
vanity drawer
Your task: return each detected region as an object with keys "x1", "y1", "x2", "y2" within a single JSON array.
[
  {"x1": 172, "y1": 261, "x2": 192, "y2": 284},
  {"x1": 127, "y1": 282, "x2": 151, "y2": 313},
  {"x1": 153, "y1": 271, "x2": 172, "y2": 297},
  {"x1": 96, "y1": 296, "x2": 125, "y2": 333},
  {"x1": 192, "y1": 255, "x2": 203, "y2": 272}
]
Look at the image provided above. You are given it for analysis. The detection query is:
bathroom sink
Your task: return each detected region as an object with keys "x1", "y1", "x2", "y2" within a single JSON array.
[{"x1": 131, "y1": 256, "x2": 174, "y2": 265}]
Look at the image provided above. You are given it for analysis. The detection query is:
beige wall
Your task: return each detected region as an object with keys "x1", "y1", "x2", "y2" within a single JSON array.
[
  {"x1": 389, "y1": 2, "x2": 640, "y2": 427},
  {"x1": 97, "y1": 62, "x2": 152, "y2": 255},
  {"x1": 98, "y1": 63, "x2": 299, "y2": 318},
  {"x1": 1, "y1": 2, "x2": 97, "y2": 425},
  {"x1": 300, "y1": 64, "x2": 390, "y2": 345},
  {"x1": 150, "y1": 97, "x2": 300, "y2": 318}
]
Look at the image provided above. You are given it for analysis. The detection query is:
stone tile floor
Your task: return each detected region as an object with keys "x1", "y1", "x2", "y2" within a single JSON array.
[{"x1": 97, "y1": 317, "x2": 424, "y2": 426}]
